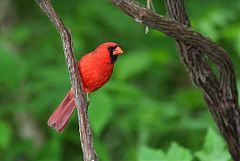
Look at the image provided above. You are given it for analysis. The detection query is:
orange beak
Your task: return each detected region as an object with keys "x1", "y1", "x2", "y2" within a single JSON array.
[{"x1": 113, "y1": 46, "x2": 124, "y2": 55}]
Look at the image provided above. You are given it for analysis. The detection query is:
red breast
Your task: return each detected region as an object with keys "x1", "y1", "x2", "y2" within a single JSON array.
[{"x1": 78, "y1": 42, "x2": 123, "y2": 93}]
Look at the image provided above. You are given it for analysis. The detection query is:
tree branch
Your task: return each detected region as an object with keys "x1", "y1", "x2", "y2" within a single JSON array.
[
  {"x1": 163, "y1": 0, "x2": 240, "y2": 160},
  {"x1": 111, "y1": 0, "x2": 240, "y2": 160},
  {"x1": 35, "y1": 0, "x2": 98, "y2": 161}
]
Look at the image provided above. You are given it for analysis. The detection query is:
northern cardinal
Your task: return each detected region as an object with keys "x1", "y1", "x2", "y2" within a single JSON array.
[{"x1": 48, "y1": 42, "x2": 123, "y2": 132}]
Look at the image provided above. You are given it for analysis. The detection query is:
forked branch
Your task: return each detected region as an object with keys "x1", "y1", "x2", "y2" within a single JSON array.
[{"x1": 111, "y1": 0, "x2": 240, "y2": 160}]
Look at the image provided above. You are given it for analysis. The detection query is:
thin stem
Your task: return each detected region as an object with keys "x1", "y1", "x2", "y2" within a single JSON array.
[{"x1": 35, "y1": 0, "x2": 98, "y2": 161}]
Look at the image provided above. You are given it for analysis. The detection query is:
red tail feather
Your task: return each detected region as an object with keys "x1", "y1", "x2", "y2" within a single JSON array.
[{"x1": 48, "y1": 90, "x2": 75, "y2": 132}]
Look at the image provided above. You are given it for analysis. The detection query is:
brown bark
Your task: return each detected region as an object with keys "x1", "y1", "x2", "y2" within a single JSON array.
[
  {"x1": 35, "y1": 0, "x2": 98, "y2": 161},
  {"x1": 111, "y1": 0, "x2": 240, "y2": 160}
]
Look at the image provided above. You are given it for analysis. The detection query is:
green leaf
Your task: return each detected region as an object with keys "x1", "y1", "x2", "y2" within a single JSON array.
[
  {"x1": 89, "y1": 91, "x2": 113, "y2": 136},
  {"x1": 106, "y1": 81, "x2": 142, "y2": 98},
  {"x1": 0, "y1": 48, "x2": 25, "y2": 90},
  {"x1": 139, "y1": 142, "x2": 193, "y2": 161},
  {"x1": 10, "y1": 25, "x2": 31, "y2": 43},
  {"x1": 235, "y1": 28, "x2": 240, "y2": 55},
  {"x1": 0, "y1": 121, "x2": 12, "y2": 150},
  {"x1": 195, "y1": 8, "x2": 235, "y2": 41},
  {"x1": 166, "y1": 142, "x2": 192, "y2": 161},
  {"x1": 174, "y1": 88, "x2": 205, "y2": 109},
  {"x1": 115, "y1": 50, "x2": 152, "y2": 80},
  {"x1": 138, "y1": 146, "x2": 165, "y2": 161},
  {"x1": 35, "y1": 136, "x2": 61, "y2": 161},
  {"x1": 195, "y1": 128, "x2": 231, "y2": 161},
  {"x1": 95, "y1": 140, "x2": 111, "y2": 161}
]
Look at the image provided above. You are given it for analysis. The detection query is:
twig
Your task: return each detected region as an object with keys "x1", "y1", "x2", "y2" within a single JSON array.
[
  {"x1": 35, "y1": 0, "x2": 98, "y2": 161},
  {"x1": 145, "y1": 0, "x2": 155, "y2": 34},
  {"x1": 111, "y1": 0, "x2": 240, "y2": 160}
]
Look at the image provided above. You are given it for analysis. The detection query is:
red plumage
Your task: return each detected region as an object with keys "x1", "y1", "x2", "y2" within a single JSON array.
[{"x1": 48, "y1": 42, "x2": 123, "y2": 132}]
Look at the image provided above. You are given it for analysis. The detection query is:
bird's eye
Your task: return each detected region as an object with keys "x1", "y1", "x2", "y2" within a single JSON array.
[
  {"x1": 107, "y1": 45, "x2": 117, "y2": 50},
  {"x1": 107, "y1": 46, "x2": 114, "y2": 51}
]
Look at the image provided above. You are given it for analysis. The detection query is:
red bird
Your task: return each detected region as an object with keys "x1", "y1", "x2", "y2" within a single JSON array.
[{"x1": 48, "y1": 42, "x2": 123, "y2": 132}]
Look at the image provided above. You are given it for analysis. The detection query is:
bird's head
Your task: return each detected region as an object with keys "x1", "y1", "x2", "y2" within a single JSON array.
[{"x1": 96, "y1": 42, "x2": 124, "y2": 64}]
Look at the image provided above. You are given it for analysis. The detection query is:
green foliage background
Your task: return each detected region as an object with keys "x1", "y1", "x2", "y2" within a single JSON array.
[{"x1": 0, "y1": 0, "x2": 240, "y2": 161}]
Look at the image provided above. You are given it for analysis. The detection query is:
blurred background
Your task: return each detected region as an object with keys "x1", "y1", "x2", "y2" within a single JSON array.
[{"x1": 0, "y1": 0, "x2": 240, "y2": 161}]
